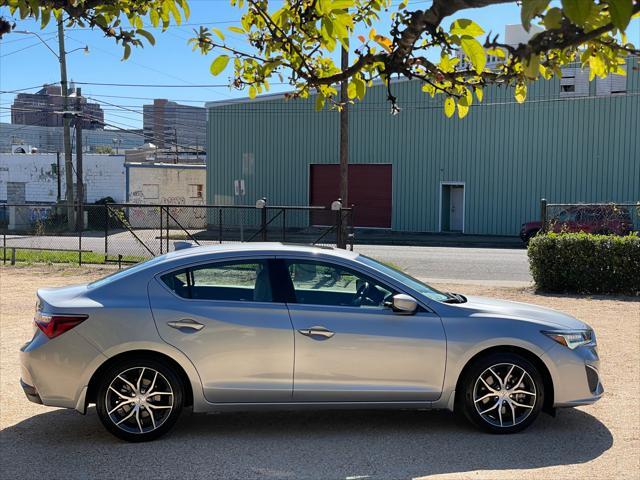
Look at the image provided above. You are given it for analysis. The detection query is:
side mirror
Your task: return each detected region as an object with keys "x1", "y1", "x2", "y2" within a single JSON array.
[{"x1": 387, "y1": 293, "x2": 418, "y2": 314}]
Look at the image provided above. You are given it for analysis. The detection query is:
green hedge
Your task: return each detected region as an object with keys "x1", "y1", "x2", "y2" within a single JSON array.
[{"x1": 528, "y1": 233, "x2": 640, "y2": 295}]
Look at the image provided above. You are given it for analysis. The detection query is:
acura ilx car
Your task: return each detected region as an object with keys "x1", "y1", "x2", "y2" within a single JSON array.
[{"x1": 20, "y1": 243, "x2": 603, "y2": 441}]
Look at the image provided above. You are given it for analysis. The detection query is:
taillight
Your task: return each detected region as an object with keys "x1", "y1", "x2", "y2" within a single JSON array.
[{"x1": 34, "y1": 312, "x2": 88, "y2": 339}]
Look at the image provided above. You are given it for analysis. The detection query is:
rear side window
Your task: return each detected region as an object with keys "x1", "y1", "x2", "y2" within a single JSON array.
[{"x1": 161, "y1": 261, "x2": 272, "y2": 302}]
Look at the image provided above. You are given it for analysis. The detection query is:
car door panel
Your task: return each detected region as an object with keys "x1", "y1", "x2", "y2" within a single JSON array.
[
  {"x1": 148, "y1": 265, "x2": 294, "y2": 404},
  {"x1": 280, "y1": 258, "x2": 447, "y2": 402},
  {"x1": 288, "y1": 303, "x2": 446, "y2": 401}
]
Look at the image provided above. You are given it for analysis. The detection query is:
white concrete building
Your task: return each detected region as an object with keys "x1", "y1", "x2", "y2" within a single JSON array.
[
  {"x1": 0, "y1": 153, "x2": 126, "y2": 204},
  {"x1": 126, "y1": 162, "x2": 206, "y2": 228}
]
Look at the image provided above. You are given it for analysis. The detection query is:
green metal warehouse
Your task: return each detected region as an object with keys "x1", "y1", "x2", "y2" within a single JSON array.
[{"x1": 206, "y1": 57, "x2": 639, "y2": 236}]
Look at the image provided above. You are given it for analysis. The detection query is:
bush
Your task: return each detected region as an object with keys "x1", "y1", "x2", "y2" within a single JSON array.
[
  {"x1": 87, "y1": 197, "x2": 124, "y2": 230},
  {"x1": 528, "y1": 233, "x2": 640, "y2": 295}
]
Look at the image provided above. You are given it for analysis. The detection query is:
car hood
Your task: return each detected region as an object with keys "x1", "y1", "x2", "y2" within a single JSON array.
[{"x1": 457, "y1": 295, "x2": 589, "y2": 330}]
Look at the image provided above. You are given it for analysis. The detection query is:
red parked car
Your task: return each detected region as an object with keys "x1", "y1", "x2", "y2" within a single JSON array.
[{"x1": 520, "y1": 205, "x2": 634, "y2": 244}]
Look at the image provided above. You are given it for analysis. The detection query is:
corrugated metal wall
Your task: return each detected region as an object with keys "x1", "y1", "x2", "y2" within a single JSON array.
[{"x1": 207, "y1": 57, "x2": 639, "y2": 236}]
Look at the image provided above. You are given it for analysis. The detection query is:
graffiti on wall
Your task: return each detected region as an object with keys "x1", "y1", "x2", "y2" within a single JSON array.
[{"x1": 127, "y1": 190, "x2": 206, "y2": 229}]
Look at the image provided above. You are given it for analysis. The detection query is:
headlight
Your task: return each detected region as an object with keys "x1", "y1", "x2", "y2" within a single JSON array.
[{"x1": 542, "y1": 330, "x2": 595, "y2": 349}]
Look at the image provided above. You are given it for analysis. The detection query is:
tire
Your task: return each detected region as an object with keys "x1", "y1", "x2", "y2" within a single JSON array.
[
  {"x1": 458, "y1": 352, "x2": 544, "y2": 434},
  {"x1": 96, "y1": 357, "x2": 184, "y2": 442},
  {"x1": 522, "y1": 229, "x2": 539, "y2": 246}
]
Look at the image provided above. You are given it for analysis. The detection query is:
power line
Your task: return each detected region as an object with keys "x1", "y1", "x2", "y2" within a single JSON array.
[
  {"x1": 72, "y1": 81, "x2": 236, "y2": 88},
  {"x1": 0, "y1": 84, "x2": 53, "y2": 94},
  {"x1": 0, "y1": 40, "x2": 52, "y2": 57},
  {"x1": 0, "y1": 32, "x2": 57, "y2": 44},
  {"x1": 64, "y1": 34, "x2": 236, "y2": 100}
]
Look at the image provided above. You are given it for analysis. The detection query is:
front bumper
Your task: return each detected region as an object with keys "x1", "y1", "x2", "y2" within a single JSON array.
[
  {"x1": 544, "y1": 343, "x2": 604, "y2": 407},
  {"x1": 20, "y1": 378, "x2": 43, "y2": 405}
]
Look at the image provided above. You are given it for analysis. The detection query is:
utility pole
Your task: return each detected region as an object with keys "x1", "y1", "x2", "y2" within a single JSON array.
[
  {"x1": 338, "y1": 45, "x2": 349, "y2": 248},
  {"x1": 57, "y1": 20, "x2": 74, "y2": 230},
  {"x1": 75, "y1": 88, "x2": 84, "y2": 231}
]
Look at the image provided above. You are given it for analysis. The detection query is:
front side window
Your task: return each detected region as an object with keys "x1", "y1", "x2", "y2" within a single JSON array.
[
  {"x1": 161, "y1": 260, "x2": 272, "y2": 302},
  {"x1": 286, "y1": 260, "x2": 392, "y2": 307}
]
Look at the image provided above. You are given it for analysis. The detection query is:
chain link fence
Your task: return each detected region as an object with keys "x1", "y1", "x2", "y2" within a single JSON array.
[
  {"x1": 533, "y1": 200, "x2": 640, "y2": 241},
  {"x1": 1, "y1": 202, "x2": 354, "y2": 267}
]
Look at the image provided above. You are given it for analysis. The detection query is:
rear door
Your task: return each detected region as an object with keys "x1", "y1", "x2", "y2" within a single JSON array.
[
  {"x1": 279, "y1": 258, "x2": 446, "y2": 402},
  {"x1": 149, "y1": 258, "x2": 295, "y2": 403}
]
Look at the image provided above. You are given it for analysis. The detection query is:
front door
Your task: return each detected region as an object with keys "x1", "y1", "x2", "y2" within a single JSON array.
[
  {"x1": 149, "y1": 258, "x2": 294, "y2": 403},
  {"x1": 280, "y1": 258, "x2": 446, "y2": 402},
  {"x1": 449, "y1": 185, "x2": 464, "y2": 231}
]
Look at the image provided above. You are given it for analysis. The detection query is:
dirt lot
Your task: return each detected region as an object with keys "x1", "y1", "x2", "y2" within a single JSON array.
[{"x1": 1, "y1": 265, "x2": 638, "y2": 480}]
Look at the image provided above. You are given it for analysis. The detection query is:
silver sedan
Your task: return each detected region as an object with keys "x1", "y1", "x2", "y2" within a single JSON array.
[{"x1": 20, "y1": 243, "x2": 603, "y2": 441}]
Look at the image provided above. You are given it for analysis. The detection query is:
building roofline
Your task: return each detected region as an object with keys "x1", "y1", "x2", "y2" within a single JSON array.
[
  {"x1": 125, "y1": 162, "x2": 206, "y2": 169},
  {"x1": 205, "y1": 76, "x2": 411, "y2": 109}
]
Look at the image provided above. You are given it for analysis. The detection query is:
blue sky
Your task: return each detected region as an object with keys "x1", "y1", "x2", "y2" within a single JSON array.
[{"x1": 1, "y1": 1, "x2": 638, "y2": 129}]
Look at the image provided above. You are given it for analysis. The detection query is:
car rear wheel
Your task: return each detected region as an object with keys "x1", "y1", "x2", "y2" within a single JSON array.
[
  {"x1": 459, "y1": 353, "x2": 544, "y2": 434},
  {"x1": 96, "y1": 357, "x2": 183, "y2": 442}
]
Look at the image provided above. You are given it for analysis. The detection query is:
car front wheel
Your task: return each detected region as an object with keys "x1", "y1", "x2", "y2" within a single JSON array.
[
  {"x1": 96, "y1": 357, "x2": 183, "y2": 442},
  {"x1": 459, "y1": 353, "x2": 544, "y2": 434}
]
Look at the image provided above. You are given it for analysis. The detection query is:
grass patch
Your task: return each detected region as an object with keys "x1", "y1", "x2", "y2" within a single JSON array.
[{"x1": 1, "y1": 248, "x2": 146, "y2": 265}]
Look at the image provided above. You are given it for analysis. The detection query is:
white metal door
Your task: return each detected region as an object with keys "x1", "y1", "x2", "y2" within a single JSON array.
[{"x1": 449, "y1": 186, "x2": 464, "y2": 231}]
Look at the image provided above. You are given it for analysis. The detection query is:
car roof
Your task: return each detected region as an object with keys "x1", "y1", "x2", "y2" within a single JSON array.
[{"x1": 156, "y1": 242, "x2": 360, "y2": 264}]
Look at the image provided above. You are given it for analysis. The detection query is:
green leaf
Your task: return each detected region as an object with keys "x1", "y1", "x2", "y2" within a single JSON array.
[
  {"x1": 521, "y1": 0, "x2": 550, "y2": 31},
  {"x1": 515, "y1": 82, "x2": 527, "y2": 103},
  {"x1": 315, "y1": 94, "x2": 325, "y2": 111},
  {"x1": 40, "y1": 8, "x2": 51, "y2": 28},
  {"x1": 543, "y1": 7, "x2": 563, "y2": 29},
  {"x1": 561, "y1": 0, "x2": 592, "y2": 26},
  {"x1": 450, "y1": 19, "x2": 484, "y2": 38},
  {"x1": 211, "y1": 27, "x2": 225, "y2": 41},
  {"x1": 457, "y1": 102, "x2": 469, "y2": 119},
  {"x1": 607, "y1": 0, "x2": 633, "y2": 31},
  {"x1": 524, "y1": 55, "x2": 540, "y2": 79},
  {"x1": 179, "y1": 0, "x2": 191, "y2": 20},
  {"x1": 248, "y1": 85, "x2": 257, "y2": 99},
  {"x1": 589, "y1": 54, "x2": 607, "y2": 80},
  {"x1": 444, "y1": 97, "x2": 455, "y2": 118},
  {"x1": 137, "y1": 29, "x2": 156, "y2": 46},
  {"x1": 460, "y1": 37, "x2": 486, "y2": 74},
  {"x1": 122, "y1": 43, "x2": 132, "y2": 61},
  {"x1": 458, "y1": 87, "x2": 473, "y2": 107},
  {"x1": 347, "y1": 82, "x2": 357, "y2": 99},
  {"x1": 228, "y1": 26, "x2": 245, "y2": 34},
  {"x1": 354, "y1": 77, "x2": 366, "y2": 100},
  {"x1": 149, "y1": 9, "x2": 160, "y2": 27},
  {"x1": 474, "y1": 87, "x2": 483, "y2": 102},
  {"x1": 210, "y1": 55, "x2": 230, "y2": 76}
]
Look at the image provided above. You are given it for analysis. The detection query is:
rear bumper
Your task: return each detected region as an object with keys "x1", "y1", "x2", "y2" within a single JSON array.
[
  {"x1": 20, "y1": 378, "x2": 43, "y2": 405},
  {"x1": 20, "y1": 329, "x2": 106, "y2": 410}
]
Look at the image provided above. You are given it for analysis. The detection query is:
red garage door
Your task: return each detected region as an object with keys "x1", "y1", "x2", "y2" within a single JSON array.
[{"x1": 310, "y1": 164, "x2": 392, "y2": 228}]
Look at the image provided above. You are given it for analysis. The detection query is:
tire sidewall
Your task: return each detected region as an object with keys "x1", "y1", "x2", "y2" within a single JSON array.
[
  {"x1": 460, "y1": 352, "x2": 545, "y2": 434},
  {"x1": 96, "y1": 357, "x2": 184, "y2": 442}
]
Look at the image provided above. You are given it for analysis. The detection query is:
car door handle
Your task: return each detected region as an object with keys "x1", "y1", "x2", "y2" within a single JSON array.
[
  {"x1": 167, "y1": 319, "x2": 205, "y2": 331},
  {"x1": 297, "y1": 326, "x2": 335, "y2": 339}
]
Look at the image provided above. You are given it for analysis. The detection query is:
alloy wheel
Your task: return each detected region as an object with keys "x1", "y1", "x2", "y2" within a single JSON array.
[
  {"x1": 472, "y1": 362, "x2": 537, "y2": 428},
  {"x1": 105, "y1": 367, "x2": 174, "y2": 434}
]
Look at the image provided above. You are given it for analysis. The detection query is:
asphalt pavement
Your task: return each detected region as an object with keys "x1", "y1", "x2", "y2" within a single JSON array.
[
  {"x1": 4, "y1": 233, "x2": 532, "y2": 285},
  {"x1": 355, "y1": 245, "x2": 531, "y2": 285}
]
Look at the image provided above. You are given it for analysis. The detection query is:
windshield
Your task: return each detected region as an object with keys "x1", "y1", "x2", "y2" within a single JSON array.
[
  {"x1": 358, "y1": 255, "x2": 450, "y2": 302},
  {"x1": 88, "y1": 254, "x2": 168, "y2": 289}
]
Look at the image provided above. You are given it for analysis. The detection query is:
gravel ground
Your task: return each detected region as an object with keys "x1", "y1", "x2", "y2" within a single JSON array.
[{"x1": 1, "y1": 265, "x2": 638, "y2": 480}]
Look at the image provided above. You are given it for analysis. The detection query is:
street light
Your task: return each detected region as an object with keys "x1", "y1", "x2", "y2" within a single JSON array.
[{"x1": 12, "y1": 30, "x2": 89, "y2": 57}]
